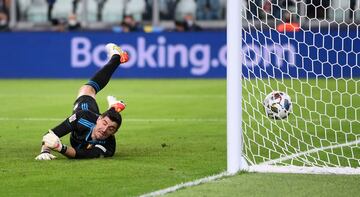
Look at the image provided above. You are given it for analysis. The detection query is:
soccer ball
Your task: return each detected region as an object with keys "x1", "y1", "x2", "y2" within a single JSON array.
[{"x1": 263, "y1": 91, "x2": 292, "y2": 119}]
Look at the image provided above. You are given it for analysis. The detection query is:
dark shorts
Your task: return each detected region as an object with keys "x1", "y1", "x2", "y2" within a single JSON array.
[{"x1": 73, "y1": 95, "x2": 100, "y2": 114}]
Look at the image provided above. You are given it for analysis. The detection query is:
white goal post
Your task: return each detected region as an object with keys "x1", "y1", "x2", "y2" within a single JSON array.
[{"x1": 227, "y1": 0, "x2": 360, "y2": 175}]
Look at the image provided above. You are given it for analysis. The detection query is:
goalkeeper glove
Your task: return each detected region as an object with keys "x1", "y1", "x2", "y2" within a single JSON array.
[
  {"x1": 35, "y1": 145, "x2": 56, "y2": 160},
  {"x1": 35, "y1": 152, "x2": 56, "y2": 160},
  {"x1": 42, "y1": 130, "x2": 67, "y2": 153}
]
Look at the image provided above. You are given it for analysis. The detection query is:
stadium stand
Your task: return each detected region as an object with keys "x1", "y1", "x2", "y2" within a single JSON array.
[
  {"x1": 77, "y1": 0, "x2": 98, "y2": 22},
  {"x1": 196, "y1": 0, "x2": 222, "y2": 20},
  {"x1": 175, "y1": 0, "x2": 197, "y2": 21},
  {"x1": 158, "y1": 0, "x2": 177, "y2": 20},
  {"x1": 101, "y1": 0, "x2": 125, "y2": 23},
  {"x1": 26, "y1": 0, "x2": 47, "y2": 23},
  {"x1": 17, "y1": 0, "x2": 31, "y2": 20},
  {"x1": 0, "y1": 0, "x2": 9, "y2": 30},
  {"x1": 124, "y1": 0, "x2": 146, "y2": 22},
  {"x1": 7, "y1": 0, "x2": 359, "y2": 31},
  {"x1": 52, "y1": 0, "x2": 72, "y2": 19}
]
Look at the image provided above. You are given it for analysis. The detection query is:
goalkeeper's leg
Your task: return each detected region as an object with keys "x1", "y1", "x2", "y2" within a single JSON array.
[{"x1": 77, "y1": 43, "x2": 129, "y2": 99}]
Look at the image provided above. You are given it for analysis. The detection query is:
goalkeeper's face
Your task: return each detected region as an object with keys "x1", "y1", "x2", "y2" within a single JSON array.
[{"x1": 92, "y1": 116, "x2": 118, "y2": 140}]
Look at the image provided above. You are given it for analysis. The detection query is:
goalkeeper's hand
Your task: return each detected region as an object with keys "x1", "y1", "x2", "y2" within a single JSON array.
[
  {"x1": 35, "y1": 152, "x2": 56, "y2": 160},
  {"x1": 42, "y1": 130, "x2": 63, "y2": 152},
  {"x1": 35, "y1": 145, "x2": 56, "y2": 160}
]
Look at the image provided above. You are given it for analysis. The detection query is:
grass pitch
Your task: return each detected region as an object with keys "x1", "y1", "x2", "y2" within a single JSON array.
[
  {"x1": 0, "y1": 79, "x2": 226, "y2": 196},
  {"x1": 166, "y1": 172, "x2": 360, "y2": 197},
  {"x1": 0, "y1": 79, "x2": 359, "y2": 197}
]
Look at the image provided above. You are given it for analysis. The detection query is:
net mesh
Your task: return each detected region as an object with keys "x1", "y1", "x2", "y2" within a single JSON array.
[{"x1": 241, "y1": 0, "x2": 360, "y2": 170}]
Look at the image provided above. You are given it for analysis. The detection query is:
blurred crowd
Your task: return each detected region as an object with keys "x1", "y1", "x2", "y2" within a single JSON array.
[
  {"x1": 0, "y1": 0, "x2": 358, "y2": 32},
  {"x1": 0, "y1": 0, "x2": 10, "y2": 30},
  {"x1": 0, "y1": 0, "x2": 226, "y2": 32},
  {"x1": 246, "y1": 0, "x2": 358, "y2": 21}
]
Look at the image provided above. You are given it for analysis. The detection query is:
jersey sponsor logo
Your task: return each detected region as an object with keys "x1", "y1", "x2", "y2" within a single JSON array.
[{"x1": 86, "y1": 144, "x2": 93, "y2": 149}]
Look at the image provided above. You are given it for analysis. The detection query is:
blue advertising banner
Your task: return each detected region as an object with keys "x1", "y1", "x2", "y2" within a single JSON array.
[{"x1": 0, "y1": 30, "x2": 359, "y2": 78}]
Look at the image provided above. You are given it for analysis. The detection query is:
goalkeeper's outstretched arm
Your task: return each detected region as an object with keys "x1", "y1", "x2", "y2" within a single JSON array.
[
  {"x1": 35, "y1": 130, "x2": 115, "y2": 160},
  {"x1": 57, "y1": 145, "x2": 114, "y2": 159},
  {"x1": 35, "y1": 117, "x2": 73, "y2": 160}
]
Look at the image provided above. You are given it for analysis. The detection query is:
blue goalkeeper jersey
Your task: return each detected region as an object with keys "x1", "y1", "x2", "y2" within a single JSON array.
[{"x1": 51, "y1": 110, "x2": 116, "y2": 159}]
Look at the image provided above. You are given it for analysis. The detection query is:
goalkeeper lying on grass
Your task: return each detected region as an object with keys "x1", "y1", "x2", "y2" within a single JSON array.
[{"x1": 35, "y1": 43, "x2": 129, "y2": 160}]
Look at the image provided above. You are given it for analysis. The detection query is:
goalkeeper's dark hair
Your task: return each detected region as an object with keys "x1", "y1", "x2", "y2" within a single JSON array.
[{"x1": 101, "y1": 107, "x2": 122, "y2": 131}]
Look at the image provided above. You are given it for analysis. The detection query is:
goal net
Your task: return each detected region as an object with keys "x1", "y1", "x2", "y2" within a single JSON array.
[{"x1": 240, "y1": 0, "x2": 360, "y2": 174}]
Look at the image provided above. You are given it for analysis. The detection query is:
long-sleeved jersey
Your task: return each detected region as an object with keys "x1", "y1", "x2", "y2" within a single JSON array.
[{"x1": 50, "y1": 95, "x2": 116, "y2": 158}]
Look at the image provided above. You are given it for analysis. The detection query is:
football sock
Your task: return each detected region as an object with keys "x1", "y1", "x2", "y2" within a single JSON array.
[{"x1": 86, "y1": 54, "x2": 120, "y2": 94}]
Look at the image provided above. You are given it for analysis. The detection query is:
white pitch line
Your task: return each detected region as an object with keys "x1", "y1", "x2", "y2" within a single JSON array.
[
  {"x1": 139, "y1": 171, "x2": 229, "y2": 197},
  {"x1": 259, "y1": 139, "x2": 360, "y2": 166},
  {"x1": 0, "y1": 117, "x2": 226, "y2": 122}
]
